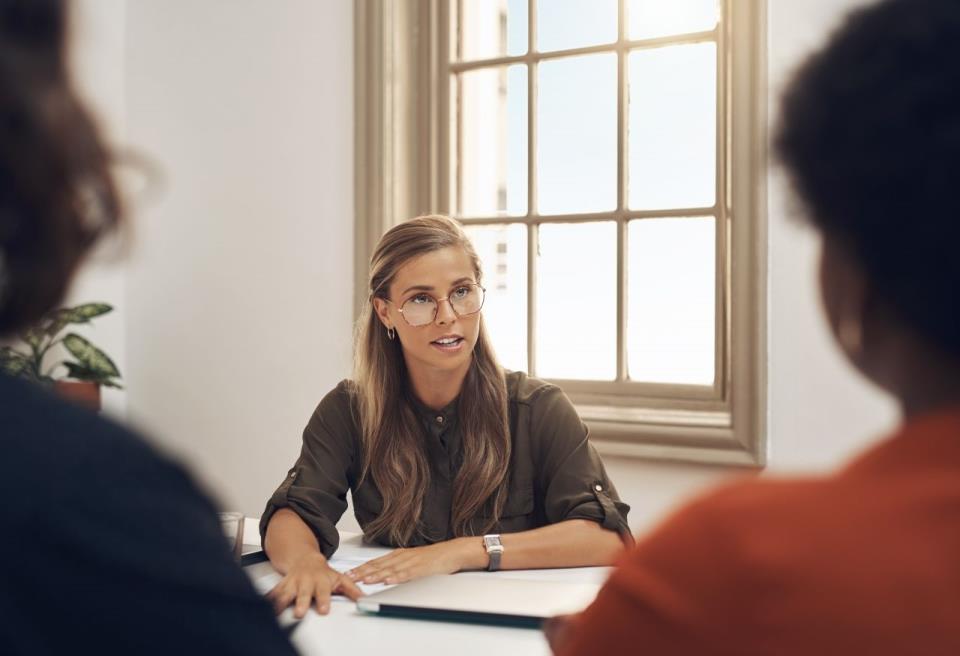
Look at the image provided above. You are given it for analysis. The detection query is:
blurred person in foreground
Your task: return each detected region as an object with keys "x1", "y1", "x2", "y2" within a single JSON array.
[
  {"x1": 0, "y1": 1, "x2": 295, "y2": 652},
  {"x1": 548, "y1": 0, "x2": 960, "y2": 653}
]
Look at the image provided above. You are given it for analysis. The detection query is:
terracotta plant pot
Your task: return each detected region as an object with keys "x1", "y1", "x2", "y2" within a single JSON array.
[{"x1": 53, "y1": 380, "x2": 102, "y2": 413}]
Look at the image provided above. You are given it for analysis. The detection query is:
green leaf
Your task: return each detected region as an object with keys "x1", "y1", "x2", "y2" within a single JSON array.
[
  {"x1": 39, "y1": 309, "x2": 71, "y2": 338},
  {"x1": 62, "y1": 333, "x2": 121, "y2": 379},
  {"x1": 63, "y1": 362, "x2": 123, "y2": 389},
  {"x1": 63, "y1": 362, "x2": 97, "y2": 379},
  {"x1": 0, "y1": 347, "x2": 31, "y2": 376},
  {"x1": 33, "y1": 303, "x2": 113, "y2": 339},
  {"x1": 60, "y1": 303, "x2": 113, "y2": 327},
  {"x1": 69, "y1": 302, "x2": 113, "y2": 321},
  {"x1": 23, "y1": 327, "x2": 44, "y2": 349},
  {"x1": 1, "y1": 346, "x2": 20, "y2": 361}
]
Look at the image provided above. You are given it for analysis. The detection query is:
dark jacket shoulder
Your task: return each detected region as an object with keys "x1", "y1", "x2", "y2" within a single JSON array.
[
  {"x1": 0, "y1": 374, "x2": 181, "y2": 506},
  {"x1": 505, "y1": 369, "x2": 562, "y2": 406},
  {"x1": 311, "y1": 378, "x2": 361, "y2": 432}
]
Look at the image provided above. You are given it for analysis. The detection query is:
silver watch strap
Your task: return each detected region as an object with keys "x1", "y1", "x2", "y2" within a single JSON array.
[{"x1": 483, "y1": 534, "x2": 503, "y2": 572}]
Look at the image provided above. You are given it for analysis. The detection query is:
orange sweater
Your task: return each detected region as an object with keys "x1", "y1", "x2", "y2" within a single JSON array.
[{"x1": 558, "y1": 410, "x2": 960, "y2": 655}]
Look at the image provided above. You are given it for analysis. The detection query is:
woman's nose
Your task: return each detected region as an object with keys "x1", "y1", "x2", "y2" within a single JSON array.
[{"x1": 435, "y1": 298, "x2": 457, "y2": 324}]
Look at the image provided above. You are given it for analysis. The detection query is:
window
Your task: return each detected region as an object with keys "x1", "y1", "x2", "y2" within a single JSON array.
[{"x1": 355, "y1": 0, "x2": 766, "y2": 466}]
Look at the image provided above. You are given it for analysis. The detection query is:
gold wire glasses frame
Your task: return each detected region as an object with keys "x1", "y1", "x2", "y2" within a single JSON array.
[{"x1": 388, "y1": 283, "x2": 487, "y2": 327}]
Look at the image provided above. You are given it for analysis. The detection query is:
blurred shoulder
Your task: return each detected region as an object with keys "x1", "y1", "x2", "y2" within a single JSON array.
[
  {"x1": 661, "y1": 474, "x2": 837, "y2": 536},
  {"x1": 620, "y1": 473, "x2": 843, "y2": 577},
  {"x1": 1, "y1": 373, "x2": 173, "y2": 466},
  {"x1": 0, "y1": 373, "x2": 205, "y2": 519}
]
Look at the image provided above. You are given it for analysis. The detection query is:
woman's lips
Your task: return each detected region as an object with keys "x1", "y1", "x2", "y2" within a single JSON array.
[{"x1": 430, "y1": 336, "x2": 465, "y2": 352}]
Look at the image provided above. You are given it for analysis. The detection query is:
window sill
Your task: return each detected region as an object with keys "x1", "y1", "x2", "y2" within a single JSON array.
[{"x1": 580, "y1": 405, "x2": 766, "y2": 467}]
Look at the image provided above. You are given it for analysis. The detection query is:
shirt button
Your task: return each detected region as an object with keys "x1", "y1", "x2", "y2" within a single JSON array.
[
  {"x1": 594, "y1": 484, "x2": 603, "y2": 492},
  {"x1": 436, "y1": 416, "x2": 444, "y2": 424}
]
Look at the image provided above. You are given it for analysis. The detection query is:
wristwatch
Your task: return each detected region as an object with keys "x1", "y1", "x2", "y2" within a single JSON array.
[{"x1": 483, "y1": 534, "x2": 503, "y2": 572}]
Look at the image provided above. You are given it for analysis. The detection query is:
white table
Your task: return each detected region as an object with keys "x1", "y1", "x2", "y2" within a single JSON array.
[{"x1": 242, "y1": 523, "x2": 611, "y2": 656}]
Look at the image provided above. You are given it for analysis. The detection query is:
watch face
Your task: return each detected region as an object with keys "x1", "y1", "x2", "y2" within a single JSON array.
[{"x1": 483, "y1": 535, "x2": 502, "y2": 549}]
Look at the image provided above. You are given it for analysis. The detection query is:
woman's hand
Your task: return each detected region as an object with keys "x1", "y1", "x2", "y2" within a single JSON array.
[
  {"x1": 266, "y1": 552, "x2": 364, "y2": 618},
  {"x1": 347, "y1": 537, "x2": 486, "y2": 585}
]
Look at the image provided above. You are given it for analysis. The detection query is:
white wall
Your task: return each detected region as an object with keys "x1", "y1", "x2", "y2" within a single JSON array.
[
  {"x1": 68, "y1": 0, "x2": 900, "y2": 534},
  {"x1": 122, "y1": 0, "x2": 354, "y2": 514},
  {"x1": 67, "y1": 0, "x2": 128, "y2": 419}
]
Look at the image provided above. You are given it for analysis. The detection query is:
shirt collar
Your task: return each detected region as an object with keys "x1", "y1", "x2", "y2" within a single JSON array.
[{"x1": 407, "y1": 392, "x2": 458, "y2": 427}]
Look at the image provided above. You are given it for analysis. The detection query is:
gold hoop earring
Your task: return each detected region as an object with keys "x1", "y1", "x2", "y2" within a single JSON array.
[
  {"x1": 838, "y1": 315, "x2": 862, "y2": 355},
  {"x1": 387, "y1": 326, "x2": 395, "y2": 340}
]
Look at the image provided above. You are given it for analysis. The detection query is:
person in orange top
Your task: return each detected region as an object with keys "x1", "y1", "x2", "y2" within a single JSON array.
[{"x1": 547, "y1": 0, "x2": 960, "y2": 653}]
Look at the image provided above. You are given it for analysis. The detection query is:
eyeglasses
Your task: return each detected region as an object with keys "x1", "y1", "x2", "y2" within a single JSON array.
[{"x1": 390, "y1": 283, "x2": 486, "y2": 327}]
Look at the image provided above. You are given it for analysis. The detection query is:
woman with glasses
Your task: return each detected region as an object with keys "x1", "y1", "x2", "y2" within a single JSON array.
[{"x1": 260, "y1": 214, "x2": 631, "y2": 618}]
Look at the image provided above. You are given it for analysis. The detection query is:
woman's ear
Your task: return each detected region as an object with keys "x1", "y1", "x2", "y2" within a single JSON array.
[{"x1": 372, "y1": 297, "x2": 393, "y2": 331}]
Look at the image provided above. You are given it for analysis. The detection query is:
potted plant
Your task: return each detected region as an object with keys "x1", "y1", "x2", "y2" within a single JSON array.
[{"x1": 0, "y1": 302, "x2": 122, "y2": 412}]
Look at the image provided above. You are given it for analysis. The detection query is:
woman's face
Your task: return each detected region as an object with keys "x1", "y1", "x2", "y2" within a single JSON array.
[{"x1": 374, "y1": 246, "x2": 483, "y2": 375}]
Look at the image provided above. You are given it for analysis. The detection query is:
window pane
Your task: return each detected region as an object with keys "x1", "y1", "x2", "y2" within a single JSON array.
[
  {"x1": 458, "y1": 65, "x2": 528, "y2": 217},
  {"x1": 628, "y1": 217, "x2": 715, "y2": 384},
  {"x1": 628, "y1": 0, "x2": 719, "y2": 40},
  {"x1": 628, "y1": 43, "x2": 716, "y2": 210},
  {"x1": 460, "y1": 0, "x2": 528, "y2": 61},
  {"x1": 538, "y1": 54, "x2": 617, "y2": 215},
  {"x1": 537, "y1": 0, "x2": 617, "y2": 52},
  {"x1": 463, "y1": 224, "x2": 529, "y2": 373},
  {"x1": 536, "y1": 222, "x2": 616, "y2": 380}
]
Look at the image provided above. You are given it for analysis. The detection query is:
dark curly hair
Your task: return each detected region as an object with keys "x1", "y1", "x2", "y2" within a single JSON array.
[
  {"x1": 0, "y1": 0, "x2": 120, "y2": 336},
  {"x1": 776, "y1": 0, "x2": 960, "y2": 358}
]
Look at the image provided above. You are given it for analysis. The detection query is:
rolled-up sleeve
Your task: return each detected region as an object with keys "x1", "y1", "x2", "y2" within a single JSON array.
[
  {"x1": 531, "y1": 386, "x2": 632, "y2": 543},
  {"x1": 259, "y1": 382, "x2": 356, "y2": 558}
]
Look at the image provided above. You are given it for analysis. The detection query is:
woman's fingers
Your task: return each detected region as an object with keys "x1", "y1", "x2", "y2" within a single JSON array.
[
  {"x1": 313, "y1": 574, "x2": 334, "y2": 615},
  {"x1": 333, "y1": 573, "x2": 365, "y2": 601},
  {"x1": 293, "y1": 579, "x2": 316, "y2": 619},
  {"x1": 383, "y1": 568, "x2": 411, "y2": 584},
  {"x1": 363, "y1": 555, "x2": 429, "y2": 584},
  {"x1": 360, "y1": 557, "x2": 414, "y2": 583},
  {"x1": 351, "y1": 546, "x2": 456, "y2": 584},
  {"x1": 360, "y1": 567, "x2": 391, "y2": 584},
  {"x1": 266, "y1": 580, "x2": 296, "y2": 616},
  {"x1": 349, "y1": 549, "x2": 403, "y2": 580},
  {"x1": 371, "y1": 562, "x2": 413, "y2": 584}
]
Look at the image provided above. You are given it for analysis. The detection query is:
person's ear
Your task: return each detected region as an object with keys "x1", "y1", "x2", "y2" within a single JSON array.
[
  {"x1": 819, "y1": 235, "x2": 868, "y2": 360},
  {"x1": 372, "y1": 297, "x2": 393, "y2": 331}
]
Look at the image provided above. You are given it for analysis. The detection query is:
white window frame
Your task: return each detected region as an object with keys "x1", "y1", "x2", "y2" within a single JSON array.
[{"x1": 355, "y1": 0, "x2": 767, "y2": 467}]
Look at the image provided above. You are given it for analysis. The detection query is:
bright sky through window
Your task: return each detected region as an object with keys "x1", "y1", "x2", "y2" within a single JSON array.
[{"x1": 456, "y1": 0, "x2": 718, "y2": 384}]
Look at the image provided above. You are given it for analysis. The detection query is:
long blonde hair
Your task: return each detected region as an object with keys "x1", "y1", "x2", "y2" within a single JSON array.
[{"x1": 354, "y1": 215, "x2": 511, "y2": 546}]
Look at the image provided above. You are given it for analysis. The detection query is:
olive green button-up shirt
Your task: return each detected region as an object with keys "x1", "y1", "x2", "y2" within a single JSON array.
[{"x1": 260, "y1": 371, "x2": 631, "y2": 557}]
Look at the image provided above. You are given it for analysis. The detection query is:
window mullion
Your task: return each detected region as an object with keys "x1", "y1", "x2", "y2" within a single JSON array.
[
  {"x1": 617, "y1": 221, "x2": 628, "y2": 382},
  {"x1": 716, "y1": 0, "x2": 730, "y2": 398},
  {"x1": 616, "y1": 0, "x2": 628, "y2": 382},
  {"x1": 527, "y1": 0, "x2": 538, "y2": 376},
  {"x1": 527, "y1": 222, "x2": 538, "y2": 376}
]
